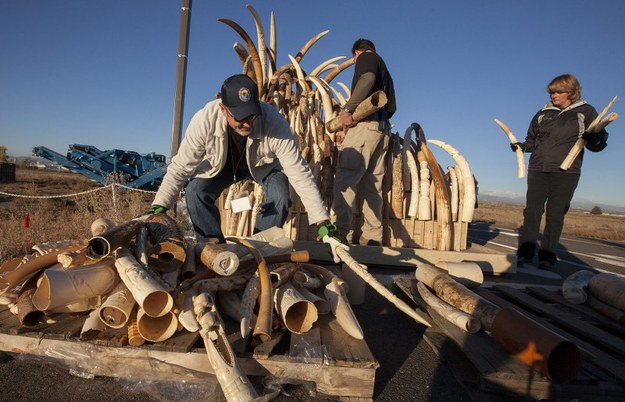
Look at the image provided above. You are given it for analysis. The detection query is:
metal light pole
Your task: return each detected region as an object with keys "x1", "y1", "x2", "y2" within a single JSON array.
[{"x1": 170, "y1": 0, "x2": 192, "y2": 158}]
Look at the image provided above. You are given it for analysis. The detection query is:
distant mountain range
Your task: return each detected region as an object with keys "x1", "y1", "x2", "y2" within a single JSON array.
[{"x1": 479, "y1": 190, "x2": 625, "y2": 214}]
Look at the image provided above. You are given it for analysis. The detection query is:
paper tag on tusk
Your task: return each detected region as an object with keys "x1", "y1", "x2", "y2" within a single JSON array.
[{"x1": 231, "y1": 192, "x2": 252, "y2": 213}]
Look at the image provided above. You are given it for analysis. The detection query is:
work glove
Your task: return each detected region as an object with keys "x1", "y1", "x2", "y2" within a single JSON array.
[
  {"x1": 581, "y1": 129, "x2": 606, "y2": 144},
  {"x1": 146, "y1": 205, "x2": 168, "y2": 214},
  {"x1": 510, "y1": 142, "x2": 526, "y2": 152},
  {"x1": 317, "y1": 220, "x2": 349, "y2": 264}
]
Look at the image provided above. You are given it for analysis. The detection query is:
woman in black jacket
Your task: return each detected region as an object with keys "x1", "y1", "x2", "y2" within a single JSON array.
[{"x1": 512, "y1": 73, "x2": 608, "y2": 269}]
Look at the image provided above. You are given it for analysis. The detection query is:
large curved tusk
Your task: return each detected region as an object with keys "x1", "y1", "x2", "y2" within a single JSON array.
[
  {"x1": 322, "y1": 58, "x2": 355, "y2": 84},
  {"x1": 447, "y1": 166, "x2": 459, "y2": 222},
  {"x1": 336, "y1": 82, "x2": 351, "y2": 100},
  {"x1": 494, "y1": 118, "x2": 526, "y2": 178},
  {"x1": 309, "y1": 56, "x2": 346, "y2": 77},
  {"x1": 307, "y1": 75, "x2": 334, "y2": 125},
  {"x1": 427, "y1": 139, "x2": 475, "y2": 223},
  {"x1": 287, "y1": 54, "x2": 312, "y2": 93},
  {"x1": 218, "y1": 18, "x2": 264, "y2": 98},
  {"x1": 294, "y1": 30, "x2": 330, "y2": 62},
  {"x1": 246, "y1": 5, "x2": 268, "y2": 86}
]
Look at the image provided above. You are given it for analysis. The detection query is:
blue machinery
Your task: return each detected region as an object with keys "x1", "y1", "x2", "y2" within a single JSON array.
[{"x1": 32, "y1": 144, "x2": 167, "y2": 190}]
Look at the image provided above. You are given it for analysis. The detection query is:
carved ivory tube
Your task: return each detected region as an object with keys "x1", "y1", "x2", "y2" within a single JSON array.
[
  {"x1": 274, "y1": 282, "x2": 318, "y2": 334},
  {"x1": 31, "y1": 259, "x2": 118, "y2": 311},
  {"x1": 0, "y1": 240, "x2": 86, "y2": 294},
  {"x1": 136, "y1": 307, "x2": 178, "y2": 343},
  {"x1": 434, "y1": 261, "x2": 484, "y2": 288},
  {"x1": 145, "y1": 213, "x2": 187, "y2": 273},
  {"x1": 417, "y1": 282, "x2": 480, "y2": 333},
  {"x1": 87, "y1": 219, "x2": 143, "y2": 259},
  {"x1": 416, "y1": 263, "x2": 500, "y2": 330},
  {"x1": 98, "y1": 281, "x2": 136, "y2": 329},
  {"x1": 114, "y1": 248, "x2": 173, "y2": 318}
]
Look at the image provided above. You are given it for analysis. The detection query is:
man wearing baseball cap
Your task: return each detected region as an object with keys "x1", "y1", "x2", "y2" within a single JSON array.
[{"x1": 148, "y1": 74, "x2": 347, "y2": 262}]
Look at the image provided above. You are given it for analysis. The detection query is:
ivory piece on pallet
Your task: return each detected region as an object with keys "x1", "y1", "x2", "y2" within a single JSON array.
[
  {"x1": 294, "y1": 240, "x2": 516, "y2": 275},
  {"x1": 90, "y1": 217, "x2": 116, "y2": 237},
  {"x1": 415, "y1": 263, "x2": 500, "y2": 330},
  {"x1": 434, "y1": 261, "x2": 484, "y2": 288},
  {"x1": 588, "y1": 272, "x2": 625, "y2": 311},
  {"x1": 324, "y1": 277, "x2": 364, "y2": 339},
  {"x1": 81, "y1": 308, "x2": 107, "y2": 339},
  {"x1": 136, "y1": 307, "x2": 178, "y2": 343},
  {"x1": 193, "y1": 291, "x2": 259, "y2": 400},
  {"x1": 176, "y1": 289, "x2": 201, "y2": 333},
  {"x1": 416, "y1": 281, "x2": 480, "y2": 333},
  {"x1": 274, "y1": 281, "x2": 318, "y2": 334},
  {"x1": 145, "y1": 213, "x2": 187, "y2": 273},
  {"x1": 87, "y1": 220, "x2": 143, "y2": 259},
  {"x1": 31, "y1": 259, "x2": 118, "y2": 312},
  {"x1": 127, "y1": 311, "x2": 145, "y2": 347},
  {"x1": 181, "y1": 241, "x2": 197, "y2": 280},
  {"x1": 198, "y1": 242, "x2": 240, "y2": 276},
  {"x1": 561, "y1": 270, "x2": 597, "y2": 304},
  {"x1": 17, "y1": 285, "x2": 43, "y2": 326},
  {"x1": 297, "y1": 286, "x2": 330, "y2": 315},
  {"x1": 587, "y1": 293, "x2": 625, "y2": 325},
  {"x1": 0, "y1": 240, "x2": 86, "y2": 294},
  {"x1": 416, "y1": 151, "x2": 431, "y2": 221},
  {"x1": 114, "y1": 248, "x2": 173, "y2": 318},
  {"x1": 98, "y1": 281, "x2": 136, "y2": 329}
]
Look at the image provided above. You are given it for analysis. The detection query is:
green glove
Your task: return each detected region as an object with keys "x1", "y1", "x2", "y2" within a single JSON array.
[
  {"x1": 317, "y1": 220, "x2": 349, "y2": 263},
  {"x1": 147, "y1": 205, "x2": 167, "y2": 214}
]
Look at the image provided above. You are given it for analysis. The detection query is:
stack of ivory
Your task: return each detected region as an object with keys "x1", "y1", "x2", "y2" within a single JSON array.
[
  {"x1": 217, "y1": 7, "x2": 476, "y2": 250},
  {"x1": 562, "y1": 270, "x2": 625, "y2": 325},
  {"x1": 0, "y1": 215, "x2": 365, "y2": 399}
]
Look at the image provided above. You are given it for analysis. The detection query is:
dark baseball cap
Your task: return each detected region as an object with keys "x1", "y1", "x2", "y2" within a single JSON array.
[{"x1": 220, "y1": 74, "x2": 261, "y2": 120}]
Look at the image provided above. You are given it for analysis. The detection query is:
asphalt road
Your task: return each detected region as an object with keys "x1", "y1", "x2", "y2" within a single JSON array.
[{"x1": 3, "y1": 224, "x2": 624, "y2": 401}]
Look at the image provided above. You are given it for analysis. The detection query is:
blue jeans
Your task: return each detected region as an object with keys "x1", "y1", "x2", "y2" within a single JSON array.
[{"x1": 185, "y1": 169, "x2": 291, "y2": 242}]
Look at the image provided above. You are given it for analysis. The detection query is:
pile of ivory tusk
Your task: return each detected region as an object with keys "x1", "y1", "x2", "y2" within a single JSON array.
[
  {"x1": 217, "y1": 6, "x2": 476, "y2": 251},
  {"x1": 0, "y1": 216, "x2": 366, "y2": 401},
  {"x1": 562, "y1": 270, "x2": 625, "y2": 325},
  {"x1": 414, "y1": 263, "x2": 582, "y2": 383}
]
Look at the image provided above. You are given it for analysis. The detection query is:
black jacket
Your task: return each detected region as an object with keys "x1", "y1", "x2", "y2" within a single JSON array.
[{"x1": 525, "y1": 100, "x2": 608, "y2": 174}]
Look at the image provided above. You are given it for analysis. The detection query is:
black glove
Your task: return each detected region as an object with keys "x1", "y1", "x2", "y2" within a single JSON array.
[
  {"x1": 510, "y1": 142, "x2": 526, "y2": 152},
  {"x1": 581, "y1": 130, "x2": 603, "y2": 144},
  {"x1": 317, "y1": 220, "x2": 349, "y2": 263},
  {"x1": 146, "y1": 205, "x2": 167, "y2": 214}
]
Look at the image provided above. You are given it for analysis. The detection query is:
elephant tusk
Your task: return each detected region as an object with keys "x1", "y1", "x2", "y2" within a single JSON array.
[{"x1": 494, "y1": 118, "x2": 526, "y2": 178}]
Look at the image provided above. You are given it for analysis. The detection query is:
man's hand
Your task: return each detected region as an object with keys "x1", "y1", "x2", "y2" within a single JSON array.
[
  {"x1": 317, "y1": 220, "x2": 349, "y2": 263},
  {"x1": 339, "y1": 109, "x2": 354, "y2": 128},
  {"x1": 146, "y1": 205, "x2": 167, "y2": 214},
  {"x1": 510, "y1": 142, "x2": 526, "y2": 152}
]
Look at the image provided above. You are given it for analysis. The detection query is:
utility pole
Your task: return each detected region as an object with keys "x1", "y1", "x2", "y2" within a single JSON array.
[{"x1": 170, "y1": 0, "x2": 191, "y2": 158}]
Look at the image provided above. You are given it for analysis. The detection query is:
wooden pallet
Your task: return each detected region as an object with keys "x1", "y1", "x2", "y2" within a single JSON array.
[
  {"x1": 395, "y1": 278, "x2": 625, "y2": 401},
  {"x1": 0, "y1": 306, "x2": 378, "y2": 401}
]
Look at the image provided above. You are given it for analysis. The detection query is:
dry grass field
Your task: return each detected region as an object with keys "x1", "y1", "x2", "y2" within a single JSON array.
[{"x1": 1, "y1": 167, "x2": 624, "y2": 263}]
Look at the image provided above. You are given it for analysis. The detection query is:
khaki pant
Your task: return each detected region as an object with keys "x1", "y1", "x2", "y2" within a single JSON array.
[{"x1": 333, "y1": 121, "x2": 389, "y2": 243}]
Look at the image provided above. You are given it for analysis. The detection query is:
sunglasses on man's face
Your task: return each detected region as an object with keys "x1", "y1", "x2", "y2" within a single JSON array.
[{"x1": 223, "y1": 106, "x2": 258, "y2": 124}]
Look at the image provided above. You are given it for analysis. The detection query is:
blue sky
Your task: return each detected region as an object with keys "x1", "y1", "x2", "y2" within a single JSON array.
[{"x1": 1, "y1": 1, "x2": 624, "y2": 207}]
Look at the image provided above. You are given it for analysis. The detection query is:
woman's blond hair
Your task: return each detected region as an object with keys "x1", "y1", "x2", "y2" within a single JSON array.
[{"x1": 547, "y1": 74, "x2": 581, "y2": 102}]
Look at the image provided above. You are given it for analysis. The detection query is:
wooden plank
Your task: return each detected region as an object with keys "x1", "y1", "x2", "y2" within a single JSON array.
[
  {"x1": 0, "y1": 332, "x2": 376, "y2": 399},
  {"x1": 294, "y1": 240, "x2": 515, "y2": 275},
  {"x1": 527, "y1": 286, "x2": 625, "y2": 337}
]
